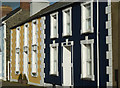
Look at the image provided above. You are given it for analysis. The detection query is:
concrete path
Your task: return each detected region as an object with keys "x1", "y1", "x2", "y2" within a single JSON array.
[{"x1": 0, "y1": 80, "x2": 45, "y2": 88}]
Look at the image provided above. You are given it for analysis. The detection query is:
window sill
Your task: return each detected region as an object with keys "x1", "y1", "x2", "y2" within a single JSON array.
[
  {"x1": 23, "y1": 46, "x2": 28, "y2": 53},
  {"x1": 81, "y1": 75, "x2": 95, "y2": 81},
  {"x1": 62, "y1": 33, "x2": 72, "y2": 37},
  {"x1": 31, "y1": 72, "x2": 37, "y2": 77},
  {"x1": 81, "y1": 28, "x2": 94, "y2": 34},
  {"x1": 49, "y1": 72, "x2": 59, "y2": 76},
  {"x1": 81, "y1": 31, "x2": 94, "y2": 34},
  {"x1": 50, "y1": 35, "x2": 59, "y2": 39},
  {"x1": 15, "y1": 71, "x2": 20, "y2": 75}
]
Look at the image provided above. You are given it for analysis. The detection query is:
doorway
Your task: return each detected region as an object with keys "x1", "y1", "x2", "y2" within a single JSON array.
[
  {"x1": 62, "y1": 45, "x2": 73, "y2": 86},
  {"x1": 0, "y1": 53, "x2": 2, "y2": 79}
]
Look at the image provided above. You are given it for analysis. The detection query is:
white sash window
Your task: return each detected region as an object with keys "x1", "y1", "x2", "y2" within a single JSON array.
[
  {"x1": 32, "y1": 50, "x2": 37, "y2": 76},
  {"x1": 50, "y1": 12, "x2": 58, "y2": 38},
  {"x1": 23, "y1": 23, "x2": 29, "y2": 75},
  {"x1": 31, "y1": 20, "x2": 38, "y2": 76},
  {"x1": 24, "y1": 24, "x2": 29, "y2": 53},
  {"x1": 81, "y1": 1, "x2": 94, "y2": 34},
  {"x1": 62, "y1": 7, "x2": 72, "y2": 36},
  {"x1": 16, "y1": 27, "x2": 20, "y2": 48},
  {"x1": 0, "y1": 26, "x2": 3, "y2": 52},
  {"x1": 24, "y1": 24, "x2": 29, "y2": 47},
  {"x1": 32, "y1": 20, "x2": 37, "y2": 45},
  {"x1": 50, "y1": 41, "x2": 59, "y2": 76},
  {"x1": 15, "y1": 50, "x2": 20, "y2": 74},
  {"x1": 15, "y1": 27, "x2": 20, "y2": 74},
  {"x1": 80, "y1": 37, "x2": 94, "y2": 80}
]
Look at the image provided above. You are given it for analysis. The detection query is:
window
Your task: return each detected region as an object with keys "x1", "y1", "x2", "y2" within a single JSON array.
[
  {"x1": 15, "y1": 27, "x2": 20, "y2": 74},
  {"x1": 50, "y1": 42, "x2": 59, "y2": 76},
  {"x1": 62, "y1": 7, "x2": 72, "y2": 36},
  {"x1": 81, "y1": 1, "x2": 93, "y2": 34},
  {"x1": 31, "y1": 20, "x2": 38, "y2": 77},
  {"x1": 24, "y1": 23, "x2": 29, "y2": 47},
  {"x1": 16, "y1": 27, "x2": 20, "y2": 48},
  {"x1": 0, "y1": 26, "x2": 3, "y2": 52},
  {"x1": 31, "y1": 49, "x2": 37, "y2": 77},
  {"x1": 24, "y1": 24, "x2": 29, "y2": 53},
  {"x1": 32, "y1": 20, "x2": 38, "y2": 45},
  {"x1": 15, "y1": 49, "x2": 20, "y2": 75},
  {"x1": 80, "y1": 37, "x2": 94, "y2": 80},
  {"x1": 23, "y1": 23, "x2": 29, "y2": 75},
  {"x1": 50, "y1": 12, "x2": 58, "y2": 38}
]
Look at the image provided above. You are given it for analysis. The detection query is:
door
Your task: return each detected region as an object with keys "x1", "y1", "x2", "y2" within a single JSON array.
[
  {"x1": 0, "y1": 53, "x2": 2, "y2": 79},
  {"x1": 8, "y1": 61, "x2": 10, "y2": 81},
  {"x1": 63, "y1": 46, "x2": 72, "y2": 86}
]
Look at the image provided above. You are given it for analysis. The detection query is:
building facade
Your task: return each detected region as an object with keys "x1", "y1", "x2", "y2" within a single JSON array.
[
  {"x1": 44, "y1": 1, "x2": 106, "y2": 87},
  {"x1": 10, "y1": 17, "x2": 46, "y2": 86},
  {"x1": 0, "y1": 23, "x2": 6, "y2": 81},
  {"x1": 0, "y1": 2, "x2": 30, "y2": 81},
  {"x1": 43, "y1": 1, "x2": 115, "y2": 87},
  {"x1": 110, "y1": 2, "x2": 120, "y2": 87},
  {"x1": 10, "y1": 0, "x2": 120, "y2": 87}
]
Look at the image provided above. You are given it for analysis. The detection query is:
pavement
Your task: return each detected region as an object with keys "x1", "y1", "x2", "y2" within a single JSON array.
[{"x1": 0, "y1": 80, "x2": 45, "y2": 88}]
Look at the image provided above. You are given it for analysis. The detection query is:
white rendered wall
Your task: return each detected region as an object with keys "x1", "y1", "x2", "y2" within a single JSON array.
[{"x1": 30, "y1": 1, "x2": 49, "y2": 16}]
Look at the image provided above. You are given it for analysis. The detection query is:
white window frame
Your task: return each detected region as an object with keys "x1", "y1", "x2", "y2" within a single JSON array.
[
  {"x1": 16, "y1": 27, "x2": 20, "y2": 48},
  {"x1": 23, "y1": 23, "x2": 29, "y2": 76},
  {"x1": 24, "y1": 23, "x2": 29, "y2": 53},
  {"x1": 49, "y1": 41, "x2": 59, "y2": 76},
  {"x1": 80, "y1": 36, "x2": 94, "y2": 81},
  {"x1": 31, "y1": 50, "x2": 38, "y2": 77},
  {"x1": 81, "y1": 0, "x2": 94, "y2": 34},
  {"x1": 24, "y1": 23, "x2": 29, "y2": 47},
  {"x1": 50, "y1": 12, "x2": 58, "y2": 39},
  {"x1": 62, "y1": 7, "x2": 72, "y2": 37},
  {"x1": 31, "y1": 19, "x2": 38, "y2": 77},
  {"x1": 15, "y1": 27, "x2": 20, "y2": 75},
  {"x1": 15, "y1": 51, "x2": 20, "y2": 75},
  {"x1": 32, "y1": 19, "x2": 38, "y2": 46}
]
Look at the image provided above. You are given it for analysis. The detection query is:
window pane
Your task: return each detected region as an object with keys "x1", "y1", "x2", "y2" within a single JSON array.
[
  {"x1": 66, "y1": 10, "x2": 70, "y2": 34},
  {"x1": 0, "y1": 26, "x2": 2, "y2": 52},
  {"x1": 85, "y1": 44, "x2": 92, "y2": 76},
  {"x1": 53, "y1": 15, "x2": 57, "y2": 36},
  {"x1": 53, "y1": 47, "x2": 57, "y2": 73},
  {"x1": 85, "y1": 3, "x2": 91, "y2": 18},
  {"x1": 86, "y1": 44, "x2": 91, "y2": 60},
  {"x1": 50, "y1": 46, "x2": 58, "y2": 75},
  {"x1": 87, "y1": 61, "x2": 92, "y2": 76},
  {"x1": 33, "y1": 23, "x2": 37, "y2": 44},
  {"x1": 54, "y1": 60, "x2": 57, "y2": 73},
  {"x1": 16, "y1": 29, "x2": 20, "y2": 48},
  {"x1": 32, "y1": 50, "x2": 37, "y2": 73},
  {"x1": 16, "y1": 53, "x2": 19, "y2": 72},
  {"x1": 51, "y1": 14, "x2": 57, "y2": 38},
  {"x1": 86, "y1": 18, "x2": 91, "y2": 30},
  {"x1": 53, "y1": 15, "x2": 57, "y2": 30},
  {"x1": 85, "y1": 3, "x2": 91, "y2": 31},
  {"x1": 24, "y1": 26, "x2": 28, "y2": 46}
]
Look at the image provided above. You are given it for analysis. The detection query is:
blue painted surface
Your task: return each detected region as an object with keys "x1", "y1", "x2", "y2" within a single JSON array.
[
  {"x1": 99, "y1": 2, "x2": 108, "y2": 87},
  {"x1": 44, "y1": 2, "x2": 108, "y2": 87},
  {"x1": 0, "y1": 25, "x2": 4, "y2": 78}
]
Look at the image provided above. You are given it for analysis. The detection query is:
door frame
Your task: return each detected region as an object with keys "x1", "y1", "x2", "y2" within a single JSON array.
[
  {"x1": 0, "y1": 53, "x2": 2, "y2": 79},
  {"x1": 61, "y1": 39, "x2": 74, "y2": 86},
  {"x1": 8, "y1": 61, "x2": 11, "y2": 81}
]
